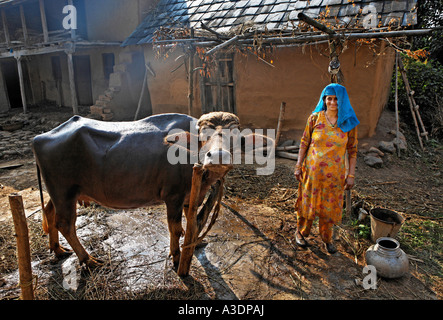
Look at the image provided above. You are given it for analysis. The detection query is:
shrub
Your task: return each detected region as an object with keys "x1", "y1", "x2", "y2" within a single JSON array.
[{"x1": 388, "y1": 55, "x2": 443, "y2": 141}]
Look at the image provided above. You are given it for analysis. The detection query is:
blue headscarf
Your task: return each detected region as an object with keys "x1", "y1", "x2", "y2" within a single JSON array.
[{"x1": 313, "y1": 83, "x2": 360, "y2": 133}]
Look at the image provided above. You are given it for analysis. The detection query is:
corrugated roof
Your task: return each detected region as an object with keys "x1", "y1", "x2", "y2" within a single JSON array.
[{"x1": 122, "y1": 0, "x2": 418, "y2": 46}]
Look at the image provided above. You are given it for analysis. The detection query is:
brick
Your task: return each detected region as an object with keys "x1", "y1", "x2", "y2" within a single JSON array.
[
  {"x1": 101, "y1": 113, "x2": 114, "y2": 121},
  {"x1": 104, "y1": 89, "x2": 115, "y2": 98},
  {"x1": 90, "y1": 105, "x2": 104, "y2": 115},
  {"x1": 95, "y1": 99, "x2": 111, "y2": 107},
  {"x1": 99, "y1": 95, "x2": 112, "y2": 102},
  {"x1": 103, "y1": 108, "x2": 113, "y2": 114}
]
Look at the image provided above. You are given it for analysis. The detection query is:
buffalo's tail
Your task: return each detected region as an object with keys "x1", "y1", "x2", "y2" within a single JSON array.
[{"x1": 36, "y1": 164, "x2": 49, "y2": 234}]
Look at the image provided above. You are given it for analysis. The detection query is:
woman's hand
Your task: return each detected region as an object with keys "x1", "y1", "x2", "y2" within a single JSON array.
[
  {"x1": 294, "y1": 167, "x2": 303, "y2": 182},
  {"x1": 345, "y1": 175, "x2": 355, "y2": 190}
]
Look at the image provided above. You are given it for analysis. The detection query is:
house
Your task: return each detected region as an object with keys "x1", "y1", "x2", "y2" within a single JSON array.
[
  {"x1": 121, "y1": 0, "x2": 419, "y2": 139},
  {"x1": 0, "y1": 0, "x2": 420, "y2": 139},
  {"x1": 0, "y1": 0, "x2": 155, "y2": 120}
]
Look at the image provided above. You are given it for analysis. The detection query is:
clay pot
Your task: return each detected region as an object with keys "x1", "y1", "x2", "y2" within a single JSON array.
[{"x1": 365, "y1": 237, "x2": 409, "y2": 279}]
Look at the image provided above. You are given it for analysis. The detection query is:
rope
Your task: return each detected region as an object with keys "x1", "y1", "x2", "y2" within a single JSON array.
[{"x1": 17, "y1": 274, "x2": 39, "y2": 295}]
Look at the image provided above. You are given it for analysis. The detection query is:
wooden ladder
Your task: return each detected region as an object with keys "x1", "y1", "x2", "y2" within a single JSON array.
[{"x1": 397, "y1": 56, "x2": 429, "y2": 150}]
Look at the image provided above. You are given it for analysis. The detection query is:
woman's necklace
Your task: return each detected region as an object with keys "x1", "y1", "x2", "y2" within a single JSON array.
[{"x1": 325, "y1": 112, "x2": 338, "y2": 128}]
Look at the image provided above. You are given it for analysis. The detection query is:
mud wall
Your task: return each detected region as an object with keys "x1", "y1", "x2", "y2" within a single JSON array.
[
  {"x1": 144, "y1": 46, "x2": 202, "y2": 117},
  {"x1": 234, "y1": 41, "x2": 395, "y2": 139},
  {"x1": 144, "y1": 41, "x2": 395, "y2": 139}
]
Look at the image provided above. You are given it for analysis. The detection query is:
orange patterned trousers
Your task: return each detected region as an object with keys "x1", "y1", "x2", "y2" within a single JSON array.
[{"x1": 297, "y1": 217, "x2": 334, "y2": 244}]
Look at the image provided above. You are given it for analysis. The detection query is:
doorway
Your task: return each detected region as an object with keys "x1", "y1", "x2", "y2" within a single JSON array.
[
  {"x1": 201, "y1": 53, "x2": 235, "y2": 114},
  {"x1": 1, "y1": 59, "x2": 23, "y2": 109},
  {"x1": 73, "y1": 55, "x2": 93, "y2": 106}
]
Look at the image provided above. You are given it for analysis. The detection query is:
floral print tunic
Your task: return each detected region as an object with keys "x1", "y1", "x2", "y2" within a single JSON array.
[{"x1": 296, "y1": 111, "x2": 358, "y2": 224}]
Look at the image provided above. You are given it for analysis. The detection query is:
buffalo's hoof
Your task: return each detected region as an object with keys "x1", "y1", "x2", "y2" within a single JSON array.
[
  {"x1": 325, "y1": 243, "x2": 337, "y2": 254},
  {"x1": 83, "y1": 256, "x2": 104, "y2": 269},
  {"x1": 54, "y1": 245, "x2": 73, "y2": 259}
]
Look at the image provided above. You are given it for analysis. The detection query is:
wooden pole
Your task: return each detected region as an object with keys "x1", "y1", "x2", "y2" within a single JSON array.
[
  {"x1": 177, "y1": 163, "x2": 203, "y2": 277},
  {"x1": 68, "y1": 0, "x2": 76, "y2": 40},
  {"x1": 1, "y1": 9, "x2": 11, "y2": 47},
  {"x1": 345, "y1": 152, "x2": 351, "y2": 217},
  {"x1": 66, "y1": 52, "x2": 79, "y2": 114},
  {"x1": 394, "y1": 52, "x2": 400, "y2": 157},
  {"x1": 275, "y1": 102, "x2": 286, "y2": 147},
  {"x1": 9, "y1": 194, "x2": 34, "y2": 300},
  {"x1": 187, "y1": 28, "x2": 195, "y2": 116},
  {"x1": 134, "y1": 64, "x2": 148, "y2": 120},
  {"x1": 39, "y1": 0, "x2": 49, "y2": 43},
  {"x1": 19, "y1": 5, "x2": 28, "y2": 46},
  {"x1": 16, "y1": 56, "x2": 27, "y2": 114},
  {"x1": 398, "y1": 58, "x2": 424, "y2": 150}
]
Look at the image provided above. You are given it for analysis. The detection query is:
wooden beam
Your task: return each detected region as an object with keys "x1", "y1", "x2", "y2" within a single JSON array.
[
  {"x1": 66, "y1": 52, "x2": 79, "y2": 114},
  {"x1": 39, "y1": 0, "x2": 49, "y2": 43},
  {"x1": 1, "y1": 9, "x2": 11, "y2": 46},
  {"x1": 19, "y1": 5, "x2": 28, "y2": 45},
  {"x1": 154, "y1": 28, "x2": 438, "y2": 49},
  {"x1": 16, "y1": 56, "x2": 27, "y2": 114},
  {"x1": 205, "y1": 35, "x2": 239, "y2": 56},
  {"x1": 298, "y1": 12, "x2": 336, "y2": 35}
]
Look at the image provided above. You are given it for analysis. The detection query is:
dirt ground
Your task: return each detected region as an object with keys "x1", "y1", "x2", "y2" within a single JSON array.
[{"x1": 0, "y1": 106, "x2": 441, "y2": 300}]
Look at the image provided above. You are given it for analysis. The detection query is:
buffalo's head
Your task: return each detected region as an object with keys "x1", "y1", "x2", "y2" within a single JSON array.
[{"x1": 165, "y1": 112, "x2": 274, "y2": 176}]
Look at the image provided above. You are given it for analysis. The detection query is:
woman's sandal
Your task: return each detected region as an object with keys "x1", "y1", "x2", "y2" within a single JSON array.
[{"x1": 295, "y1": 231, "x2": 308, "y2": 247}]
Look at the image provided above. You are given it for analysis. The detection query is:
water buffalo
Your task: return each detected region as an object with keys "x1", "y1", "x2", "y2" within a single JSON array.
[{"x1": 33, "y1": 111, "x2": 273, "y2": 273}]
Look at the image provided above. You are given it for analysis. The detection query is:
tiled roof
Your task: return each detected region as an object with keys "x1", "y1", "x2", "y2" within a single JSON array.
[
  {"x1": 0, "y1": 0, "x2": 28, "y2": 7},
  {"x1": 123, "y1": 0, "x2": 418, "y2": 46}
]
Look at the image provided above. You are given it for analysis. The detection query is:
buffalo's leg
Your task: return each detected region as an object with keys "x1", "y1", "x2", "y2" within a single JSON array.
[
  {"x1": 43, "y1": 199, "x2": 72, "y2": 258},
  {"x1": 166, "y1": 201, "x2": 184, "y2": 269},
  {"x1": 55, "y1": 200, "x2": 102, "y2": 268}
]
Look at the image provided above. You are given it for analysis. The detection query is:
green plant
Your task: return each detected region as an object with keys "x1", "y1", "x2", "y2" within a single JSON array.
[{"x1": 389, "y1": 55, "x2": 443, "y2": 140}]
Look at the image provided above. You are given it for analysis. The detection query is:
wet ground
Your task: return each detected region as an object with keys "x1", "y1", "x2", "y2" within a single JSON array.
[{"x1": 0, "y1": 107, "x2": 441, "y2": 300}]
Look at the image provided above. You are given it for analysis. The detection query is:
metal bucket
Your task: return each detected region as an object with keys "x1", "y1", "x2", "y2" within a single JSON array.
[{"x1": 369, "y1": 208, "x2": 405, "y2": 242}]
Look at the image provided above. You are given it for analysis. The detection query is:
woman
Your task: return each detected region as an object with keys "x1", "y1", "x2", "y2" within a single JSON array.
[{"x1": 294, "y1": 83, "x2": 359, "y2": 254}]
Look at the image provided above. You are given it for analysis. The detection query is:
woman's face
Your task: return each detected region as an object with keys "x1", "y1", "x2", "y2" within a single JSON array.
[{"x1": 325, "y1": 95, "x2": 338, "y2": 111}]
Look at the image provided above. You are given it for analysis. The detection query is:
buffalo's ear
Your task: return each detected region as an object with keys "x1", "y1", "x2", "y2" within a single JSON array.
[
  {"x1": 165, "y1": 131, "x2": 191, "y2": 145},
  {"x1": 164, "y1": 131, "x2": 201, "y2": 149}
]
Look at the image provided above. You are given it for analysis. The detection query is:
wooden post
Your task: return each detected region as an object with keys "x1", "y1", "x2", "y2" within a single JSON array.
[
  {"x1": 19, "y1": 5, "x2": 28, "y2": 46},
  {"x1": 68, "y1": 0, "x2": 76, "y2": 40},
  {"x1": 398, "y1": 58, "x2": 424, "y2": 150},
  {"x1": 187, "y1": 28, "x2": 195, "y2": 116},
  {"x1": 275, "y1": 102, "x2": 286, "y2": 147},
  {"x1": 345, "y1": 151, "x2": 351, "y2": 217},
  {"x1": 134, "y1": 64, "x2": 148, "y2": 121},
  {"x1": 177, "y1": 163, "x2": 203, "y2": 277},
  {"x1": 16, "y1": 56, "x2": 27, "y2": 114},
  {"x1": 9, "y1": 194, "x2": 34, "y2": 300},
  {"x1": 66, "y1": 52, "x2": 79, "y2": 114},
  {"x1": 1, "y1": 9, "x2": 11, "y2": 47},
  {"x1": 39, "y1": 0, "x2": 49, "y2": 43},
  {"x1": 394, "y1": 52, "x2": 401, "y2": 157}
]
